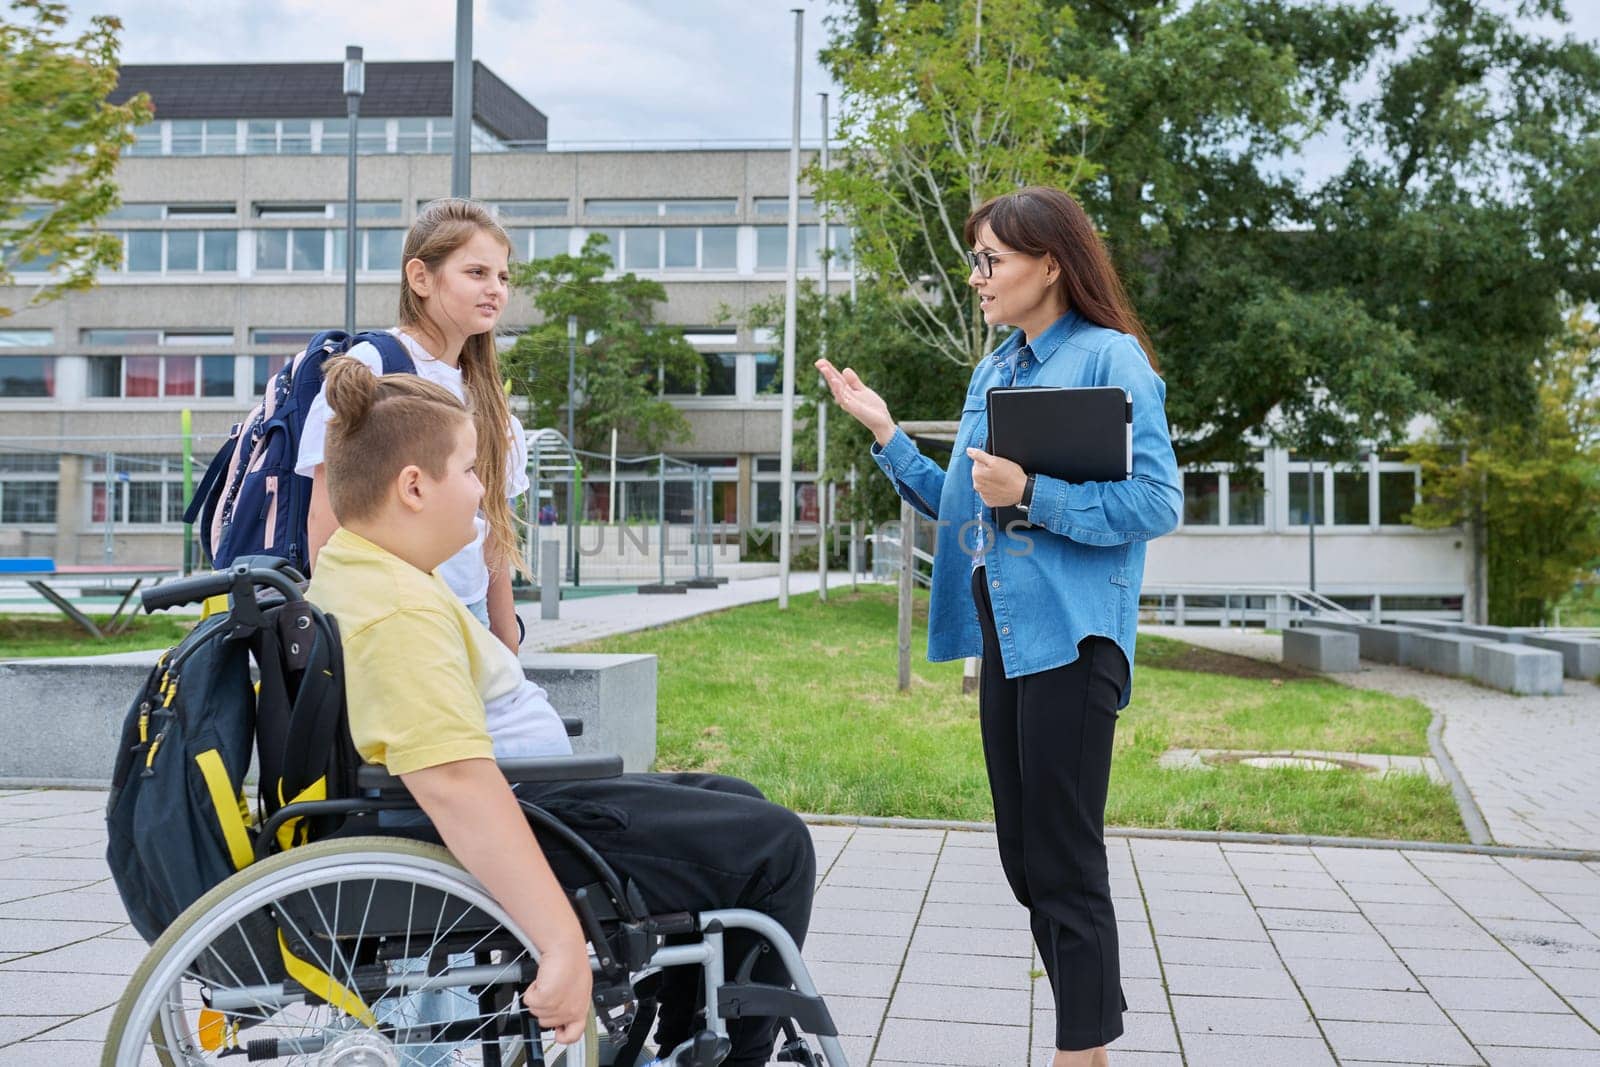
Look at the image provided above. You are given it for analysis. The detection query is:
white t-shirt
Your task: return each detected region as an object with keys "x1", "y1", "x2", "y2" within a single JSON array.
[{"x1": 297, "y1": 329, "x2": 529, "y2": 605}]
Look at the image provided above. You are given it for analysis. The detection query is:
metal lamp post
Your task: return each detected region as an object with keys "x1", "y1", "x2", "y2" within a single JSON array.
[{"x1": 342, "y1": 45, "x2": 363, "y2": 333}]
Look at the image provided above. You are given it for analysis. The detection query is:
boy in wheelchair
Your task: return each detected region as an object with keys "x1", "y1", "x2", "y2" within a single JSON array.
[{"x1": 303, "y1": 357, "x2": 819, "y2": 1066}]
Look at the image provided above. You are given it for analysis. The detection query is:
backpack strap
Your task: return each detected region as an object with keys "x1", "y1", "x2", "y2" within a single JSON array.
[
  {"x1": 354, "y1": 331, "x2": 417, "y2": 377},
  {"x1": 181, "y1": 438, "x2": 238, "y2": 526}
]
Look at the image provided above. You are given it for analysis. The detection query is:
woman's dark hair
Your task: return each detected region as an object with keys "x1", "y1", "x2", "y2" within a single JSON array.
[{"x1": 964, "y1": 186, "x2": 1159, "y2": 372}]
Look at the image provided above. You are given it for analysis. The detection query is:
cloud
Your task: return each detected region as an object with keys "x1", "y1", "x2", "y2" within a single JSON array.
[{"x1": 67, "y1": 0, "x2": 842, "y2": 143}]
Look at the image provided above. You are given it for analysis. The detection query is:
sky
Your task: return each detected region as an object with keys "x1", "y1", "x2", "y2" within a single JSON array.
[
  {"x1": 67, "y1": 0, "x2": 847, "y2": 145},
  {"x1": 63, "y1": 0, "x2": 1600, "y2": 170}
]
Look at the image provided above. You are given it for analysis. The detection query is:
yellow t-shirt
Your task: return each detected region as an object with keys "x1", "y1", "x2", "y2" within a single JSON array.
[{"x1": 306, "y1": 528, "x2": 568, "y2": 775}]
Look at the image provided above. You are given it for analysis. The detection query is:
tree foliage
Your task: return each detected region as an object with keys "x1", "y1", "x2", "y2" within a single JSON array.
[
  {"x1": 1409, "y1": 311, "x2": 1600, "y2": 626},
  {"x1": 0, "y1": 0, "x2": 150, "y2": 316},
  {"x1": 502, "y1": 236, "x2": 703, "y2": 455},
  {"x1": 815, "y1": 0, "x2": 1102, "y2": 367},
  {"x1": 745, "y1": 283, "x2": 971, "y2": 526},
  {"x1": 821, "y1": 0, "x2": 1600, "y2": 467}
]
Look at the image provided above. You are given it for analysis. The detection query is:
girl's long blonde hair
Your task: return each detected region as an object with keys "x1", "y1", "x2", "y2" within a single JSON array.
[{"x1": 399, "y1": 197, "x2": 523, "y2": 575}]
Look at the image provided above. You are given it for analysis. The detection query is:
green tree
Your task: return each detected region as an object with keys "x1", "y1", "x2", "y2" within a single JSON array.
[
  {"x1": 816, "y1": 0, "x2": 1101, "y2": 367},
  {"x1": 824, "y1": 0, "x2": 1600, "y2": 466},
  {"x1": 0, "y1": 0, "x2": 150, "y2": 315},
  {"x1": 745, "y1": 283, "x2": 972, "y2": 527},
  {"x1": 503, "y1": 236, "x2": 703, "y2": 454},
  {"x1": 1052, "y1": 0, "x2": 1600, "y2": 464},
  {"x1": 1409, "y1": 312, "x2": 1600, "y2": 626}
]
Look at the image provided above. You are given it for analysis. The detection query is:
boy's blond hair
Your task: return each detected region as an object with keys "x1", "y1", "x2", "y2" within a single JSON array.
[{"x1": 321, "y1": 355, "x2": 471, "y2": 522}]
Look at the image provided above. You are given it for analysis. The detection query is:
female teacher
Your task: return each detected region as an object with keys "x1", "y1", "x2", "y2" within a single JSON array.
[{"x1": 817, "y1": 186, "x2": 1180, "y2": 1067}]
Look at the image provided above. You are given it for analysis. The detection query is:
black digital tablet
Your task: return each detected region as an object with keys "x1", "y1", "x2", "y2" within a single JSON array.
[{"x1": 985, "y1": 386, "x2": 1132, "y2": 529}]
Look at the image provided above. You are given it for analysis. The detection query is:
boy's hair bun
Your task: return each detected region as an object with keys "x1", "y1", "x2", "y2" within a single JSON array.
[{"x1": 321, "y1": 354, "x2": 472, "y2": 523}]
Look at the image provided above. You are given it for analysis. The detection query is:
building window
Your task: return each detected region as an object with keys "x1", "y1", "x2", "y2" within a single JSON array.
[
  {"x1": 85, "y1": 353, "x2": 232, "y2": 399},
  {"x1": 1332, "y1": 468, "x2": 1369, "y2": 525},
  {"x1": 255, "y1": 229, "x2": 326, "y2": 272},
  {"x1": 332, "y1": 228, "x2": 406, "y2": 271},
  {"x1": 110, "y1": 230, "x2": 237, "y2": 274},
  {"x1": 1378, "y1": 469, "x2": 1417, "y2": 526},
  {"x1": 0, "y1": 357, "x2": 55, "y2": 398},
  {"x1": 752, "y1": 456, "x2": 816, "y2": 524},
  {"x1": 1183, "y1": 472, "x2": 1220, "y2": 525},
  {"x1": 585, "y1": 198, "x2": 737, "y2": 217},
  {"x1": 0, "y1": 329, "x2": 53, "y2": 347},
  {"x1": 1285, "y1": 452, "x2": 1419, "y2": 529},
  {"x1": 756, "y1": 225, "x2": 827, "y2": 270},
  {"x1": 754, "y1": 196, "x2": 818, "y2": 219},
  {"x1": 494, "y1": 201, "x2": 567, "y2": 219},
  {"x1": 1228, "y1": 467, "x2": 1266, "y2": 526},
  {"x1": 509, "y1": 227, "x2": 571, "y2": 261},
  {"x1": 754, "y1": 353, "x2": 780, "y2": 395},
  {"x1": 0, "y1": 453, "x2": 59, "y2": 525},
  {"x1": 253, "y1": 354, "x2": 293, "y2": 395},
  {"x1": 661, "y1": 353, "x2": 739, "y2": 398},
  {"x1": 87, "y1": 455, "x2": 187, "y2": 526},
  {"x1": 250, "y1": 329, "x2": 317, "y2": 347}
]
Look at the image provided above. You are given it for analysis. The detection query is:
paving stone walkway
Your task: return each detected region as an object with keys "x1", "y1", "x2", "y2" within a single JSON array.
[
  {"x1": 1141, "y1": 626, "x2": 1600, "y2": 853},
  {"x1": 5, "y1": 788, "x2": 1600, "y2": 1065}
]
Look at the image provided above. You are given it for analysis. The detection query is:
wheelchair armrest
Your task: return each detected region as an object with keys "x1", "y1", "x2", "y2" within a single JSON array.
[
  {"x1": 563, "y1": 716, "x2": 583, "y2": 737},
  {"x1": 354, "y1": 753, "x2": 624, "y2": 793}
]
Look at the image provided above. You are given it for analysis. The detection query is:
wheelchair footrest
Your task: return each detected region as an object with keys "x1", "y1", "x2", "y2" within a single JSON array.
[{"x1": 714, "y1": 982, "x2": 838, "y2": 1037}]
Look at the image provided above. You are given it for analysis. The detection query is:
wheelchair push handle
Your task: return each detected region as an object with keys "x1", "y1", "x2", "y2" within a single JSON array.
[{"x1": 142, "y1": 557, "x2": 307, "y2": 614}]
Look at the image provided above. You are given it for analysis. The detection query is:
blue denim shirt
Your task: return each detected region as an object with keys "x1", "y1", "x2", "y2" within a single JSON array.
[{"x1": 870, "y1": 311, "x2": 1181, "y2": 707}]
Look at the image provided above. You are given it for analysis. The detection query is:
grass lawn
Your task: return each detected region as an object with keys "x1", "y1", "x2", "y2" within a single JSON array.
[
  {"x1": 0, "y1": 613, "x2": 192, "y2": 660},
  {"x1": 564, "y1": 586, "x2": 1468, "y2": 843}
]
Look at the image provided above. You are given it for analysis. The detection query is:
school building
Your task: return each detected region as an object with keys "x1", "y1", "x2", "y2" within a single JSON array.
[{"x1": 0, "y1": 60, "x2": 1471, "y2": 617}]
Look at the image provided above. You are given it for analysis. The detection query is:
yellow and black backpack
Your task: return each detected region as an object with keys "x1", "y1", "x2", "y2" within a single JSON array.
[{"x1": 105, "y1": 557, "x2": 359, "y2": 944}]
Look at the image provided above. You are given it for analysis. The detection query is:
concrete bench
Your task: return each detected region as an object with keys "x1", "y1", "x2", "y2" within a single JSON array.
[
  {"x1": 1282, "y1": 627, "x2": 1359, "y2": 673},
  {"x1": 1292, "y1": 617, "x2": 1364, "y2": 634},
  {"x1": 1520, "y1": 634, "x2": 1600, "y2": 680},
  {"x1": 0, "y1": 650, "x2": 657, "y2": 787},
  {"x1": 1354, "y1": 624, "x2": 1429, "y2": 666},
  {"x1": 1471, "y1": 642, "x2": 1564, "y2": 696},
  {"x1": 1408, "y1": 632, "x2": 1495, "y2": 677},
  {"x1": 1455, "y1": 624, "x2": 1526, "y2": 644},
  {"x1": 1395, "y1": 618, "x2": 1464, "y2": 634}
]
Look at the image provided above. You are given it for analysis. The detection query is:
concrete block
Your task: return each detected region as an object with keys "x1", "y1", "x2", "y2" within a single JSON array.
[
  {"x1": 1521, "y1": 634, "x2": 1600, "y2": 680},
  {"x1": 1354, "y1": 624, "x2": 1427, "y2": 666},
  {"x1": 1455, "y1": 624, "x2": 1524, "y2": 644},
  {"x1": 1292, "y1": 617, "x2": 1363, "y2": 633},
  {"x1": 518, "y1": 652, "x2": 657, "y2": 772},
  {"x1": 1407, "y1": 632, "x2": 1495, "y2": 677},
  {"x1": 0, "y1": 649, "x2": 658, "y2": 785},
  {"x1": 1395, "y1": 618, "x2": 1464, "y2": 633},
  {"x1": 1471, "y1": 642, "x2": 1563, "y2": 696},
  {"x1": 1282, "y1": 628, "x2": 1359, "y2": 673}
]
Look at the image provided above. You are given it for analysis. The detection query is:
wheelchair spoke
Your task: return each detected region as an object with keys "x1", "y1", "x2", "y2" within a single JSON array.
[{"x1": 108, "y1": 843, "x2": 585, "y2": 1067}]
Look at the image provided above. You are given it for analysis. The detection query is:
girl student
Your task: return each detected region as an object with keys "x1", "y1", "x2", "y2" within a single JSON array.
[
  {"x1": 818, "y1": 186, "x2": 1181, "y2": 1067},
  {"x1": 299, "y1": 197, "x2": 529, "y2": 651}
]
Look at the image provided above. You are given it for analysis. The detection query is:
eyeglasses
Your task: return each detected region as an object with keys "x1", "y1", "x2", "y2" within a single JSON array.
[{"x1": 963, "y1": 249, "x2": 1028, "y2": 279}]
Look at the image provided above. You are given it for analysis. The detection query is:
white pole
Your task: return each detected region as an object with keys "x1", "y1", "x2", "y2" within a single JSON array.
[
  {"x1": 849, "y1": 465, "x2": 859, "y2": 590},
  {"x1": 817, "y1": 91, "x2": 830, "y2": 604},
  {"x1": 608, "y1": 427, "x2": 618, "y2": 524},
  {"x1": 817, "y1": 399, "x2": 827, "y2": 602},
  {"x1": 777, "y1": 7, "x2": 803, "y2": 610}
]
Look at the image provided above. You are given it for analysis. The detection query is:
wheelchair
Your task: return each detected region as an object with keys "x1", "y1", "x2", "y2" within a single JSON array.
[{"x1": 101, "y1": 564, "x2": 848, "y2": 1067}]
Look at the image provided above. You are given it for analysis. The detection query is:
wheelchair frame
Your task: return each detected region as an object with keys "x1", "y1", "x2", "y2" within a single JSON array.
[{"x1": 104, "y1": 563, "x2": 850, "y2": 1067}]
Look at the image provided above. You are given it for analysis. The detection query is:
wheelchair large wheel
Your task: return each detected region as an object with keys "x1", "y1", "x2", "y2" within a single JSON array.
[{"x1": 102, "y1": 836, "x2": 599, "y2": 1067}]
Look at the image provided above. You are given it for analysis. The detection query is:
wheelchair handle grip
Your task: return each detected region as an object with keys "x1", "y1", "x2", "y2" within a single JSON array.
[
  {"x1": 141, "y1": 572, "x2": 234, "y2": 613},
  {"x1": 142, "y1": 562, "x2": 304, "y2": 614}
]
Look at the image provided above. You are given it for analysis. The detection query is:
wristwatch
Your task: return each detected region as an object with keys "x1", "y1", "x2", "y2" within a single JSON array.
[{"x1": 1018, "y1": 474, "x2": 1037, "y2": 515}]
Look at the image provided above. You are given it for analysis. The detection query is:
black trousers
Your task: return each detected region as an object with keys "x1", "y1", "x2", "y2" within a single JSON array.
[
  {"x1": 972, "y1": 568, "x2": 1127, "y2": 1051},
  {"x1": 515, "y1": 772, "x2": 815, "y2": 1067}
]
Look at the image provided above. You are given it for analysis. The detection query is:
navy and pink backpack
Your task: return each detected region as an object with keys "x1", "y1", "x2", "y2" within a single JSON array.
[{"x1": 184, "y1": 330, "x2": 414, "y2": 572}]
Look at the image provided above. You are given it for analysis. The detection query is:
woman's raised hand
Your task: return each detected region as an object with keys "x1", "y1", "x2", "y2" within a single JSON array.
[{"x1": 815, "y1": 359, "x2": 896, "y2": 447}]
